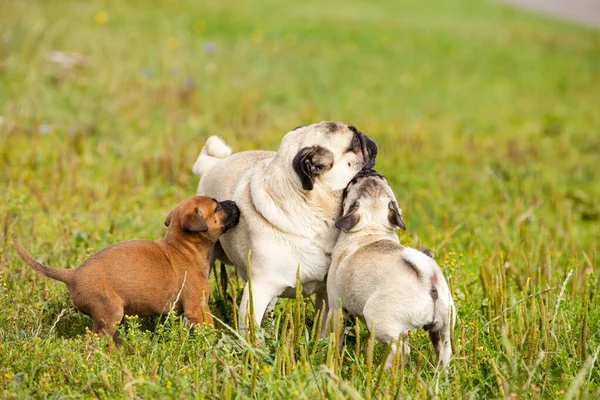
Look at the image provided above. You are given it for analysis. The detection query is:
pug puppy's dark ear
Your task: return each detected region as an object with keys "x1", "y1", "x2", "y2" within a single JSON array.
[
  {"x1": 292, "y1": 145, "x2": 334, "y2": 190},
  {"x1": 335, "y1": 202, "x2": 361, "y2": 233},
  {"x1": 165, "y1": 211, "x2": 173, "y2": 227},
  {"x1": 388, "y1": 201, "x2": 406, "y2": 230},
  {"x1": 183, "y1": 209, "x2": 209, "y2": 233}
]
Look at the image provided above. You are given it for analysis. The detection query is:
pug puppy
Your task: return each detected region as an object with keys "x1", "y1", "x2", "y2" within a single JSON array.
[
  {"x1": 192, "y1": 121, "x2": 378, "y2": 331},
  {"x1": 327, "y1": 170, "x2": 455, "y2": 368}
]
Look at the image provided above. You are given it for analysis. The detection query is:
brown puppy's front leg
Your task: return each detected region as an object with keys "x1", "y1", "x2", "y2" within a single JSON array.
[{"x1": 183, "y1": 288, "x2": 214, "y2": 327}]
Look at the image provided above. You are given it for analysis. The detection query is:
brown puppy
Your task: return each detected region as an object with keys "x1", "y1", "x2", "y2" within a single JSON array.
[{"x1": 13, "y1": 196, "x2": 240, "y2": 343}]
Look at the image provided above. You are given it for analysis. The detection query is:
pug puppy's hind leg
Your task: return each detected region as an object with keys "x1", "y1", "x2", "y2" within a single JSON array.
[{"x1": 429, "y1": 324, "x2": 452, "y2": 366}]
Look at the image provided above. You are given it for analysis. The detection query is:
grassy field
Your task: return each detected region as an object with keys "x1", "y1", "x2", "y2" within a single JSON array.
[{"x1": 1, "y1": 0, "x2": 599, "y2": 397}]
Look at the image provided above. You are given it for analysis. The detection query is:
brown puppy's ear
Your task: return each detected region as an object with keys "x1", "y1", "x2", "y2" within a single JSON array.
[
  {"x1": 388, "y1": 201, "x2": 406, "y2": 230},
  {"x1": 165, "y1": 211, "x2": 173, "y2": 227},
  {"x1": 335, "y1": 202, "x2": 360, "y2": 233},
  {"x1": 183, "y1": 210, "x2": 209, "y2": 233},
  {"x1": 292, "y1": 145, "x2": 334, "y2": 190}
]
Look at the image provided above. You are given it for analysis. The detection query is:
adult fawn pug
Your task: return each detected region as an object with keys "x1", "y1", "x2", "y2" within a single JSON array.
[
  {"x1": 327, "y1": 170, "x2": 455, "y2": 367},
  {"x1": 13, "y1": 196, "x2": 240, "y2": 344},
  {"x1": 193, "y1": 121, "x2": 378, "y2": 331}
]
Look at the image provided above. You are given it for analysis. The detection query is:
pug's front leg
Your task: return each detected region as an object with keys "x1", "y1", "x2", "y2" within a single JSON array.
[{"x1": 238, "y1": 279, "x2": 283, "y2": 334}]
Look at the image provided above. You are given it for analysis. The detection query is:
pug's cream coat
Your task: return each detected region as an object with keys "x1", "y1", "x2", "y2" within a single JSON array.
[
  {"x1": 193, "y1": 122, "x2": 378, "y2": 330},
  {"x1": 327, "y1": 171, "x2": 455, "y2": 367}
]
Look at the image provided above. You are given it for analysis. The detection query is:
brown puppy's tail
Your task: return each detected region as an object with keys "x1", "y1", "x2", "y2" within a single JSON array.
[{"x1": 13, "y1": 236, "x2": 74, "y2": 285}]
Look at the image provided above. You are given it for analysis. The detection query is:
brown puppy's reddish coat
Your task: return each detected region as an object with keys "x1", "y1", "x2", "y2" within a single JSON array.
[{"x1": 13, "y1": 196, "x2": 240, "y2": 343}]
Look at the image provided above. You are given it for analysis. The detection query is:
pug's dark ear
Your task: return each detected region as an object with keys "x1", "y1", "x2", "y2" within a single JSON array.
[
  {"x1": 335, "y1": 202, "x2": 360, "y2": 233},
  {"x1": 292, "y1": 145, "x2": 334, "y2": 191},
  {"x1": 388, "y1": 201, "x2": 406, "y2": 230},
  {"x1": 165, "y1": 211, "x2": 173, "y2": 227},
  {"x1": 183, "y1": 210, "x2": 209, "y2": 233}
]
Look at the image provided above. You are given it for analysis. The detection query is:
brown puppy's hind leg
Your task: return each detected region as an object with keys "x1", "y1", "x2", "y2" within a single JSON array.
[{"x1": 88, "y1": 298, "x2": 125, "y2": 348}]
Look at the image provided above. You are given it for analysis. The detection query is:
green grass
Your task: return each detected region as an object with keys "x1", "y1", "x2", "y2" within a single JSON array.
[{"x1": 1, "y1": 0, "x2": 599, "y2": 397}]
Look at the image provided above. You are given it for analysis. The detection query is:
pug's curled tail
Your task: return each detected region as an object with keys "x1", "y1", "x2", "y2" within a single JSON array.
[
  {"x1": 401, "y1": 247, "x2": 455, "y2": 330},
  {"x1": 402, "y1": 247, "x2": 455, "y2": 365},
  {"x1": 192, "y1": 136, "x2": 232, "y2": 178},
  {"x1": 13, "y1": 236, "x2": 74, "y2": 285}
]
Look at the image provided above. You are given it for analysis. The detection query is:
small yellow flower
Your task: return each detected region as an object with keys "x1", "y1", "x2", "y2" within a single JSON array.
[
  {"x1": 250, "y1": 29, "x2": 263, "y2": 44},
  {"x1": 166, "y1": 380, "x2": 172, "y2": 389},
  {"x1": 166, "y1": 36, "x2": 180, "y2": 50},
  {"x1": 193, "y1": 20, "x2": 206, "y2": 34},
  {"x1": 95, "y1": 11, "x2": 109, "y2": 25},
  {"x1": 261, "y1": 365, "x2": 272, "y2": 374}
]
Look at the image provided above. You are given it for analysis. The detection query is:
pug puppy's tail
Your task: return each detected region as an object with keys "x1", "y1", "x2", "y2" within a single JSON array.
[
  {"x1": 401, "y1": 247, "x2": 455, "y2": 329},
  {"x1": 192, "y1": 136, "x2": 232, "y2": 178},
  {"x1": 402, "y1": 247, "x2": 455, "y2": 365}
]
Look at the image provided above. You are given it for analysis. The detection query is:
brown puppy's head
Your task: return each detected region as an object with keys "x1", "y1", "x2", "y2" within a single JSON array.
[
  {"x1": 335, "y1": 170, "x2": 405, "y2": 234},
  {"x1": 164, "y1": 196, "x2": 240, "y2": 243}
]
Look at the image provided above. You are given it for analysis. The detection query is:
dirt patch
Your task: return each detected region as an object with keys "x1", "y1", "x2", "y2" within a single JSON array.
[{"x1": 501, "y1": 0, "x2": 600, "y2": 28}]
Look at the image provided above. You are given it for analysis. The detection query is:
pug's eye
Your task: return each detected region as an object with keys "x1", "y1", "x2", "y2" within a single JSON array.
[{"x1": 347, "y1": 162, "x2": 351, "y2": 167}]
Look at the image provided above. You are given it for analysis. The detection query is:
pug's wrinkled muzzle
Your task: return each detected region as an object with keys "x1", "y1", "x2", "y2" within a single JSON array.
[{"x1": 360, "y1": 134, "x2": 378, "y2": 170}]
